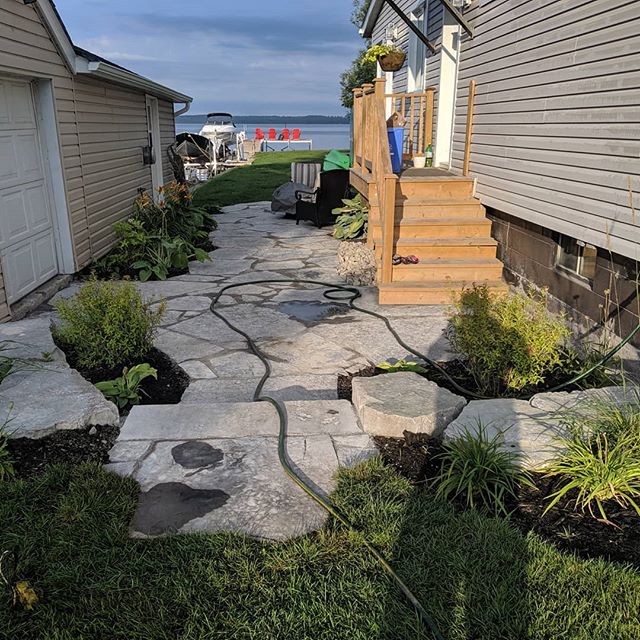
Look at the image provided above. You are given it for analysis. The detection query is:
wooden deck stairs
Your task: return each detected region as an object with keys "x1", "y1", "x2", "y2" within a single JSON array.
[
  {"x1": 369, "y1": 172, "x2": 506, "y2": 304},
  {"x1": 350, "y1": 78, "x2": 506, "y2": 305}
]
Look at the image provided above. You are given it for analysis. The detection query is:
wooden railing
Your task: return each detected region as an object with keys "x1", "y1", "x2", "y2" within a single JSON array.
[
  {"x1": 352, "y1": 78, "x2": 399, "y2": 284},
  {"x1": 385, "y1": 88, "x2": 435, "y2": 159}
]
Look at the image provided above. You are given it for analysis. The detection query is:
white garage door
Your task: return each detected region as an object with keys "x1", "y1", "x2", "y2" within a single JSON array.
[{"x1": 0, "y1": 77, "x2": 58, "y2": 304}]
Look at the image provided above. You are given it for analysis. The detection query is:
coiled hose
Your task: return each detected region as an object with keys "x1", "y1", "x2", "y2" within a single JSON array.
[{"x1": 210, "y1": 278, "x2": 639, "y2": 639}]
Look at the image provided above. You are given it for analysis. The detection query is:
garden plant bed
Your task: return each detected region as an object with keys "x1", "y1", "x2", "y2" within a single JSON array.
[
  {"x1": 375, "y1": 432, "x2": 640, "y2": 569},
  {"x1": 55, "y1": 344, "x2": 190, "y2": 412},
  {"x1": 8, "y1": 425, "x2": 119, "y2": 479}
]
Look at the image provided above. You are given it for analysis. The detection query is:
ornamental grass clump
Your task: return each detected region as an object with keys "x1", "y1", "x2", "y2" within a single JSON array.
[
  {"x1": 52, "y1": 280, "x2": 164, "y2": 370},
  {"x1": 544, "y1": 390, "x2": 640, "y2": 522},
  {"x1": 434, "y1": 421, "x2": 531, "y2": 516},
  {"x1": 448, "y1": 285, "x2": 570, "y2": 396}
]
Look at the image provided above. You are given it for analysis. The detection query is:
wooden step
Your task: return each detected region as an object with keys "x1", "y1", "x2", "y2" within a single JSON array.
[
  {"x1": 397, "y1": 177, "x2": 475, "y2": 199},
  {"x1": 392, "y1": 258, "x2": 503, "y2": 282},
  {"x1": 384, "y1": 237, "x2": 498, "y2": 260},
  {"x1": 395, "y1": 198, "x2": 485, "y2": 219},
  {"x1": 371, "y1": 217, "x2": 493, "y2": 240},
  {"x1": 378, "y1": 280, "x2": 508, "y2": 305}
]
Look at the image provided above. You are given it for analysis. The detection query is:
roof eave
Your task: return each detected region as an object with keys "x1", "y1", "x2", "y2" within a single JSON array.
[
  {"x1": 79, "y1": 61, "x2": 193, "y2": 104},
  {"x1": 361, "y1": 0, "x2": 385, "y2": 38}
]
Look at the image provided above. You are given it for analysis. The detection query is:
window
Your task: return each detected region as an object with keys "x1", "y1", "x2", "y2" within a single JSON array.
[
  {"x1": 407, "y1": 4, "x2": 427, "y2": 92},
  {"x1": 556, "y1": 235, "x2": 597, "y2": 282}
]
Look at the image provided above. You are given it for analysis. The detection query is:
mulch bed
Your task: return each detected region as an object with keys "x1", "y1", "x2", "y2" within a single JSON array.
[
  {"x1": 374, "y1": 432, "x2": 640, "y2": 569},
  {"x1": 60, "y1": 346, "x2": 190, "y2": 411},
  {"x1": 8, "y1": 425, "x2": 119, "y2": 479}
]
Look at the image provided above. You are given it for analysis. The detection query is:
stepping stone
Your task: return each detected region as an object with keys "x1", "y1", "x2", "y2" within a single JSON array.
[
  {"x1": 109, "y1": 400, "x2": 377, "y2": 540},
  {"x1": 1, "y1": 363, "x2": 119, "y2": 439},
  {"x1": 445, "y1": 399, "x2": 564, "y2": 470},
  {"x1": 351, "y1": 372, "x2": 466, "y2": 438}
]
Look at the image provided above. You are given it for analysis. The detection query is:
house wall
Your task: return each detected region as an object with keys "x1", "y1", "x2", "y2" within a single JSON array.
[
  {"x1": 490, "y1": 210, "x2": 640, "y2": 349},
  {"x1": 371, "y1": 0, "x2": 443, "y2": 147},
  {"x1": 71, "y1": 75, "x2": 153, "y2": 262},
  {"x1": 0, "y1": 0, "x2": 179, "y2": 319},
  {"x1": 450, "y1": 0, "x2": 640, "y2": 262}
]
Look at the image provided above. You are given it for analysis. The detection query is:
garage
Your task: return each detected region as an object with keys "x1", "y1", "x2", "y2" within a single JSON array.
[{"x1": 0, "y1": 76, "x2": 58, "y2": 304}]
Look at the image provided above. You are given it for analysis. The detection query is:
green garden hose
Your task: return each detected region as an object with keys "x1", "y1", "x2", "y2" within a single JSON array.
[{"x1": 209, "y1": 277, "x2": 639, "y2": 638}]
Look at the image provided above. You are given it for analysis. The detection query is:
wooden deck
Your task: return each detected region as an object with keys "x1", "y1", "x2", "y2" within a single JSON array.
[{"x1": 351, "y1": 79, "x2": 506, "y2": 305}]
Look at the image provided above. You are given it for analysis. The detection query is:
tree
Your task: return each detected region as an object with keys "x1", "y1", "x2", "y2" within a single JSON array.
[
  {"x1": 351, "y1": 0, "x2": 373, "y2": 28},
  {"x1": 339, "y1": 49, "x2": 377, "y2": 110}
]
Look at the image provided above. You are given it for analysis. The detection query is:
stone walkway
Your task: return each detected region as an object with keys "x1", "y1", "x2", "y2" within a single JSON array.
[{"x1": 103, "y1": 201, "x2": 456, "y2": 539}]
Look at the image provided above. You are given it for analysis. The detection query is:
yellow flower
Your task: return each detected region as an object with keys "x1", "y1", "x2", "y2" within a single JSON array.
[{"x1": 15, "y1": 581, "x2": 38, "y2": 610}]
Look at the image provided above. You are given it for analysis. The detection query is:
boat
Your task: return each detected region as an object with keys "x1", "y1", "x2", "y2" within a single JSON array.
[{"x1": 199, "y1": 112, "x2": 237, "y2": 145}]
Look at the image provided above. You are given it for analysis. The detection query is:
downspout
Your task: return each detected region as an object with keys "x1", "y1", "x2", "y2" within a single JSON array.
[{"x1": 174, "y1": 102, "x2": 191, "y2": 117}]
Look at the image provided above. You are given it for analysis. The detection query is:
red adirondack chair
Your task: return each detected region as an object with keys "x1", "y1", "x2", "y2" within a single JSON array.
[
  {"x1": 267, "y1": 128, "x2": 277, "y2": 140},
  {"x1": 292, "y1": 128, "x2": 301, "y2": 140},
  {"x1": 255, "y1": 128, "x2": 265, "y2": 140},
  {"x1": 279, "y1": 128, "x2": 290, "y2": 140}
]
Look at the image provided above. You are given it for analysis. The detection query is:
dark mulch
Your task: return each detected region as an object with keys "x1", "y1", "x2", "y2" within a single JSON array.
[
  {"x1": 375, "y1": 432, "x2": 640, "y2": 569},
  {"x1": 8, "y1": 425, "x2": 119, "y2": 479},
  {"x1": 58, "y1": 345, "x2": 190, "y2": 411}
]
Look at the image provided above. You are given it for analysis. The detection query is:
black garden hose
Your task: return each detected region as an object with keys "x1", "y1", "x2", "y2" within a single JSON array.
[{"x1": 209, "y1": 278, "x2": 639, "y2": 638}]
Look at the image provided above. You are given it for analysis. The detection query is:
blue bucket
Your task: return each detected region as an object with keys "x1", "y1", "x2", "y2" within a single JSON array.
[{"x1": 387, "y1": 127, "x2": 404, "y2": 174}]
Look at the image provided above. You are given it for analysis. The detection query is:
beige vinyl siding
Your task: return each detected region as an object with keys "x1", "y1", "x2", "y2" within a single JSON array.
[
  {"x1": 450, "y1": 0, "x2": 640, "y2": 260},
  {"x1": 72, "y1": 75, "x2": 152, "y2": 262},
  {"x1": 371, "y1": 0, "x2": 443, "y2": 148},
  {"x1": 0, "y1": 0, "x2": 80, "y2": 319},
  {"x1": 159, "y1": 99, "x2": 176, "y2": 185}
]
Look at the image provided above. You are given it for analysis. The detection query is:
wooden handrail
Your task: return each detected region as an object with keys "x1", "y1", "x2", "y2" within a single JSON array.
[
  {"x1": 351, "y1": 78, "x2": 398, "y2": 285},
  {"x1": 463, "y1": 80, "x2": 477, "y2": 176}
]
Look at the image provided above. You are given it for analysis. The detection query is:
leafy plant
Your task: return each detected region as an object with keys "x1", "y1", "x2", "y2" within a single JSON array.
[
  {"x1": 543, "y1": 431, "x2": 640, "y2": 522},
  {"x1": 362, "y1": 44, "x2": 403, "y2": 64},
  {"x1": 433, "y1": 422, "x2": 531, "y2": 516},
  {"x1": 332, "y1": 194, "x2": 369, "y2": 240},
  {"x1": 377, "y1": 359, "x2": 428, "y2": 374},
  {"x1": 96, "y1": 363, "x2": 158, "y2": 409},
  {"x1": 94, "y1": 181, "x2": 213, "y2": 281},
  {"x1": 448, "y1": 285, "x2": 571, "y2": 396},
  {"x1": 52, "y1": 280, "x2": 165, "y2": 370}
]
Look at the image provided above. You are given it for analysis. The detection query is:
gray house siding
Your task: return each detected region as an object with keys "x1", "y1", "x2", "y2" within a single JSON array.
[{"x1": 449, "y1": 0, "x2": 640, "y2": 262}]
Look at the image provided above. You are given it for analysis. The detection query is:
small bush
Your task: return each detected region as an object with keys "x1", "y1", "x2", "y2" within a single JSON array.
[
  {"x1": 95, "y1": 363, "x2": 157, "y2": 410},
  {"x1": 52, "y1": 280, "x2": 164, "y2": 370},
  {"x1": 433, "y1": 422, "x2": 530, "y2": 516},
  {"x1": 449, "y1": 285, "x2": 570, "y2": 395}
]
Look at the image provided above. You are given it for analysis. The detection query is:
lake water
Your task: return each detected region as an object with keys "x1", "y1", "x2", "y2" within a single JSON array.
[{"x1": 177, "y1": 122, "x2": 351, "y2": 152}]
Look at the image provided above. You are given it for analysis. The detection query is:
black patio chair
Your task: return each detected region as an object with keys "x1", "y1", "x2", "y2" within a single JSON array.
[{"x1": 295, "y1": 169, "x2": 350, "y2": 228}]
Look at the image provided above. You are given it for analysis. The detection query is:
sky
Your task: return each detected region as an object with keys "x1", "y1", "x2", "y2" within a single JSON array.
[{"x1": 55, "y1": 0, "x2": 363, "y2": 115}]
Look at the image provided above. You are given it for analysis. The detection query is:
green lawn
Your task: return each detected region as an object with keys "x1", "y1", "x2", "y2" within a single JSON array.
[
  {"x1": 193, "y1": 150, "x2": 330, "y2": 208},
  {"x1": 2, "y1": 459, "x2": 639, "y2": 640}
]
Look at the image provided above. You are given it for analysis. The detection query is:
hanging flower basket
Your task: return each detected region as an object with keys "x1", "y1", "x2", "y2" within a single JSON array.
[{"x1": 378, "y1": 50, "x2": 406, "y2": 72}]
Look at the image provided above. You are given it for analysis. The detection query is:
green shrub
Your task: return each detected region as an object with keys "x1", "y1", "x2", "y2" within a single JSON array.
[
  {"x1": 448, "y1": 285, "x2": 570, "y2": 395},
  {"x1": 433, "y1": 422, "x2": 531, "y2": 516},
  {"x1": 52, "y1": 280, "x2": 165, "y2": 370},
  {"x1": 96, "y1": 363, "x2": 157, "y2": 409},
  {"x1": 544, "y1": 431, "x2": 640, "y2": 522}
]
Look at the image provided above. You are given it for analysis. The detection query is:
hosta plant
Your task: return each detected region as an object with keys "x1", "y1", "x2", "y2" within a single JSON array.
[
  {"x1": 332, "y1": 194, "x2": 369, "y2": 240},
  {"x1": 377, "y1": 359, "x2": 428, "y2": 374},
  {"x1": 96, "y1": 363, "x2": 158, "y2": 409}
]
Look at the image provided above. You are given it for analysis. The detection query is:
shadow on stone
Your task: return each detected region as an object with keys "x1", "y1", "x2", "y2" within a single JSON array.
[
  {"x1": 132, "y1": 482, "x2": 230, "y2": 535},
  {"x1": 172, "y1": 441, "x2": 224, "y2": 470}
]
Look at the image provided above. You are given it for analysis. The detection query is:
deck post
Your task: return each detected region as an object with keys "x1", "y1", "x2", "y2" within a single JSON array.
[
  {"x1": 425, "y1": 87, "x2": 435, "y2": 147},
  {"x1": 463, "y1": 80, "x2": 477, "y2": 176}
]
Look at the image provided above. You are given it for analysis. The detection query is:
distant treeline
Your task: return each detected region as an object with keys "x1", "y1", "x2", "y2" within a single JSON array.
[{"x1": 177, "y1": 114, "x2": 350, "y2": 125}]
